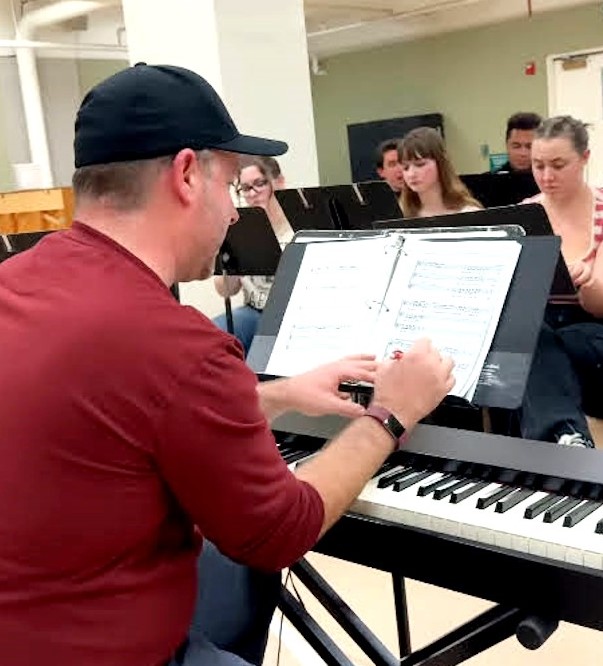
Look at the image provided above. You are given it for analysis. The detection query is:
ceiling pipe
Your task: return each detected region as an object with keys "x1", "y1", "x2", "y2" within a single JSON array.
[
  {"x1": 307, "y1": 0, "x2": 485, "y2": 38},
  {"x1": 0, "y1": 38, "x2": 126, "y2": 51},
  {"x1": 13, "y1": 0, "x2": 119, "y2": 188}
]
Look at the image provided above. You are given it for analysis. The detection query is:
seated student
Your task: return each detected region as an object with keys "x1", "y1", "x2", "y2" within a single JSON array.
[
  {"x1": 213, "y1": 156, "x2": 293, "y2": 355},
  {"x1": 375, "y1": 138, "x2": 405, "y2": 201},
  {"x1": 398, "y1": 127, "x2": 482, "y2": 217},
  {"x1": 519, "y1": 115, "x2": 603, "y2": 447},
  {"x1": 497, "y1": 112, "x2": 542, "y2": 174}
]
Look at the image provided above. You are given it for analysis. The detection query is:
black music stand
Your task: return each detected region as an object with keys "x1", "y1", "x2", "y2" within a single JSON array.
[
  {"x1": 214, "y1": 207, "x2": 283, "y2": 334},
  {"x1": 275, "y1": 188, "x2": 337, "y2": 231},
  {"x1": 460, "y1": 171, "x2": 539, "y2": 208},
  {"x1": 248, "y1": 228, "x2": 560, "y2": 411},
  {"x1": 325, "y1": 181, "x2": 402, "y2": 230}
]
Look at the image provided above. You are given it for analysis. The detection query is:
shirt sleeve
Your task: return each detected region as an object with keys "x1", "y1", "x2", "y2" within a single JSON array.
[{"x1": 156, "y1": 334, "x2": 324, "y2": 571}]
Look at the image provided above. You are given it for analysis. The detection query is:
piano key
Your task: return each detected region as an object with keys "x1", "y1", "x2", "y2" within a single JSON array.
[
  {"x1": 477, "y1": 485, "x2": 514, "y2": 510},
  {"x1": 417, "y1": 474, "x2": 456, "y2": 497},
  {"x1": 451, "y1": 480, "x2": 490, "y2": 504},
  {"x1": 393, "y1": 470, "x2": 434, "y2": 492},
  {"x1": 433, "y1": 477, "x2": 472, "y2": 500},
  {"x1": 377, "y1": 467, "x2": 415, "y2": 489},
  {"x1": 524, "y1": 494, "x2": 562, "y2": 519},
  {"x1": 495, "y1": 488, "x2": 534, "y2": 514},
  {"x1": 282, "y1": 450, "x2": 313, "y2": 465},
  {"x1": 563, "y1": 501, "x2": 603, "y2": 528},
  {"x1": 543, "y1": 497, "x2": 583, "y2": 524}
]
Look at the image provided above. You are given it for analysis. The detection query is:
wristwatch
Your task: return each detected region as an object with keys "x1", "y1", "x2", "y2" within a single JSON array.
[{"x1": 364, "y1": 404, "x2": 408, "y2": 451}]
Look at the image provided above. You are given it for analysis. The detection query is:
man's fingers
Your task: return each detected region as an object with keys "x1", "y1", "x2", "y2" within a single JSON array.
[
  {"x1": 331, "y1": 399, "x2": 366, "y2": 418},
  {"x1": 341, "y1": 354, "x2": 377, "y2": 362}
]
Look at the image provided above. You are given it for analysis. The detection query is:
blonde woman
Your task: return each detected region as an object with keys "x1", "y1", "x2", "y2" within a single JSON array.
[
  {"x1": 520, "y1": 116, "x2": 603, "y2": 447},
  {"x1": 213, "y1": 156, "x2": 292, "y2": 355}
]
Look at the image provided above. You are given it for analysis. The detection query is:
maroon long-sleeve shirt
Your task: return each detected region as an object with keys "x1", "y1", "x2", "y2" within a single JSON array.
[{"x1": 0, "y1": 222, "x2": 323, "y2": 665}]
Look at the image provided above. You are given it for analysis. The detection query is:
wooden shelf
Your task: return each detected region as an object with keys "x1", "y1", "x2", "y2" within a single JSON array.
[{"x1": 0, "y1": 188, "x2": 74, "y2": 234}]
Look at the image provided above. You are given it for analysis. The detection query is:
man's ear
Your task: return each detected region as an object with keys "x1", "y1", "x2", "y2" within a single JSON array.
[
  {"x1": 376, "y1": 167, "x2": 384, "y2": 178},
  {"x1": 170, "y1": 149, "x2": 202, "y2": 205}
]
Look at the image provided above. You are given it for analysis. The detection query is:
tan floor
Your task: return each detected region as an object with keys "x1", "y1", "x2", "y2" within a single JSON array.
[{"x1": 265, "y1": 419, "x2": 603, "y2": 666}]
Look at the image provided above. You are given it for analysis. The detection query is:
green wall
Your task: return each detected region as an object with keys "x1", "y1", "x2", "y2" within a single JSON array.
[
  {"x1": 312, "y1": 3, "x2": 603, "y2": 184},
  {"x1": 76, "y1": 58, "x2": 127, "y2": 99}
]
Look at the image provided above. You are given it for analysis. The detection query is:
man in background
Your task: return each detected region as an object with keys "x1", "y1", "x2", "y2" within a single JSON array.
[
  {"x1": 497, "y1": 112, "x2": 542, "y2": 173},
  {"x1": 375, "y1": 138, "x2": 405, "y2": 198}
]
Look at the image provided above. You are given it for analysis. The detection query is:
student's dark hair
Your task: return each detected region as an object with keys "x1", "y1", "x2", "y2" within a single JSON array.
[
  {"x1": 534, "y1": 115, "x2": 589, "y2": 155},
  {"x1": 238, "y1": 155, "x2": 282, "y2": 180},
  {"x1": 398, "y1": 127, "x2": 481, "y2": 218},
  {"x1": 505, "y1": 112, "x2": 543, "y2": 140},
  {"x1": 375, "y1": 139, "x2": 401, "y2": 169}
]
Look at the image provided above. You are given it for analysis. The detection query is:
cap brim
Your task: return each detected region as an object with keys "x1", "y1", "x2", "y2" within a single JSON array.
[{"x1": 211, "y1": 133, "x2": 288, "y2": 157}]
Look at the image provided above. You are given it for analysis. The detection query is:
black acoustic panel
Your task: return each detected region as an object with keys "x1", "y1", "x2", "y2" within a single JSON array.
[{"x1": 347, "y1": 113, "x2": 444, "y2": 182}]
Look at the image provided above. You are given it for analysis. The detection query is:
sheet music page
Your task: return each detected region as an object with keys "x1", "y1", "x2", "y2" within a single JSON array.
[
  {"x1": 265, "y1": 236, "x2": 400, "y2": 376},
  {"x1": 376, "y1": 238, "x2": 521, "y2": 401}
]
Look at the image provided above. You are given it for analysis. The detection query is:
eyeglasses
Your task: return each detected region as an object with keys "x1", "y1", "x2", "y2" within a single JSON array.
[{"x1": 236, "y1": 178, "x2": 269, "y2": 195}]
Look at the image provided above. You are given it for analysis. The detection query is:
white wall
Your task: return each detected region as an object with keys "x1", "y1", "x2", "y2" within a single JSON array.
[{"x1": 37, "y1": 58, "x2": 80, "y2": 186}]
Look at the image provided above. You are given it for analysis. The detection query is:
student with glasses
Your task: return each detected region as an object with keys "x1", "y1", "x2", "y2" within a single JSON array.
[{"x1": 214, "y1": 156, "x2": 293, "y2": 355}]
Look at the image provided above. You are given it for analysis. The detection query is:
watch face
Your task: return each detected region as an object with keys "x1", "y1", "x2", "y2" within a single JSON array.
[{"x1": 385, "y1": 414, "x2": 405, "y2": 439}]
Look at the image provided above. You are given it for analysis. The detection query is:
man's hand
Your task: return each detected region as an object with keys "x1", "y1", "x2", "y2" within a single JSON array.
[
  {"x1": 257, "y1": 354, "x2": 377, "y2": 421},
  {"x1": 372, "y1": 339, "x2": 455, "y2": 430},
  {"x1": 285, "y1": 354, "x2": 378, "y2": 418}
]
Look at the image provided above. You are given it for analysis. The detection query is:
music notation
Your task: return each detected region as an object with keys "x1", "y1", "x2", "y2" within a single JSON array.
[{"x1": 265, "y1": 235, "x2": 521, "y2": 401}]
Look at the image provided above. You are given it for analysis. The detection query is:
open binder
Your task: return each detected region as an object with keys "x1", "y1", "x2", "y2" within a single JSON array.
[
  {"x1": 374, "y1": 204, "x2": 576, "y2": 302},
  {"x1": 248, "y1": 228, "x2": 561, "y2": 409}
]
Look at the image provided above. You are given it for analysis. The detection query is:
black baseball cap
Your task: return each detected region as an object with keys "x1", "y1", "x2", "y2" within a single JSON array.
[{"x1": 74, "y1": 63, "x2": 288, "y2": 168}]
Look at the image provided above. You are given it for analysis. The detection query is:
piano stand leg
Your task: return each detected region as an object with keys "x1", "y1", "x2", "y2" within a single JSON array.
[
  {"x1": 283, "y1": 558, "x2": 398, "y2": 666},
  {"x1": 392, "y1": 573, "x2": 412, "y2": 657},
  {"x1": 399, "y1": 605, "x2": 527, "y2": 666}
]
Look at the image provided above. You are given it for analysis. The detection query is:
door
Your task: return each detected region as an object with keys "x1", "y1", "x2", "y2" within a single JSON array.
[{"x1": 548, "y1": 49, "x2": 603, "y2": 186}]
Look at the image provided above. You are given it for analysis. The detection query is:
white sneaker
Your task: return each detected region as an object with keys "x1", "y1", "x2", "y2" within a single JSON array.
[{"x1": 557, "y1": 432, "x2": 595, "y2": 448}]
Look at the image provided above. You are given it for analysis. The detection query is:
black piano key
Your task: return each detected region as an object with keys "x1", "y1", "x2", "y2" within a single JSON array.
[
  {"x1": 377, "y1": 467, "x2": 414, "y2": 489},
  {"x1": 417, "y1": 474, "x2": 455, "y2": 497},
  {"x1": 451, "y1": 480, "x2": 489, "y2": 504},
  {"x1": 434, "y1": 477, "x2": 471, "y2": 500},
  {"x1": 496, "y1": 469, "x2": 520, "y2": 485},
  {"x1": 379, "y1": 460, "x2": 398, "y2": 474},
  {"x1": 393, "y1": 470, "x2": 433, "y2": 492},
  {"x1": 495, "y1": 488, "x2": 535, "y2": 514},
  {"x1": 586, "y1": 485, "x2": 603, "y2": 502},
  {"x1": 563, "y1": 500, "x2": 603, "y2": 527},
  {"x1": 524, "y1": 494, "x2": 561, "y2": 519},
  {"x1": 477, "y1": 485, "x2": 514, "y2": 510},
  {"x1": 565, "y1": 481, "x2": 584, "y2": 499},
  {"x1": 282, "y1": 450, "x2": 312, "y2": 465},
  {"x1": 542, "y1": 477, "x2": 566, "y2": 494},
  {"x1": 544, "y1": 497, "x2": 582, "y2": 523},
  {"x1": 372, "y1": 461, "x2": 398, "y2": 479}
]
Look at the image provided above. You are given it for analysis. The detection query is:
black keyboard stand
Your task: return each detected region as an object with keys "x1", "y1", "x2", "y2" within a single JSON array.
[{"x1": 279, "y1": 558, "x2": 558, "y2": 666}]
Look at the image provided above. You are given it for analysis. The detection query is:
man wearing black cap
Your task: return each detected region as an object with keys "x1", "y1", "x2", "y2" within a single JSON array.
[{"x1": 0, "y1": 63, "x2": 453, "y2": 665}]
